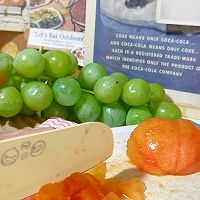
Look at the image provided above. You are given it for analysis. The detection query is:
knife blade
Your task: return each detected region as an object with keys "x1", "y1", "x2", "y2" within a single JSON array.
[{"x1": 0, "y1": 122, "x2": 114, "y2": 200}]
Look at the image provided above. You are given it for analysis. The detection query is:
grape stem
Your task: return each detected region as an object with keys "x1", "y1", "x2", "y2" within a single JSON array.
[
  {"x1": 39, "y1": 47, "x2": 44, "y2": 54},
  {"x1": 37, "y1": 75, "x2": 54, "y2": 85},
  {"x1": 81, "y1": 88, "x2": 94, "y2": 95}
]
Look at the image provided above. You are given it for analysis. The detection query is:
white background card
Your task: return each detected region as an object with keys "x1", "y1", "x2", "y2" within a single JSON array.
[{"x1": 156, "y1": 0, "x2": 200, "y2": 26}]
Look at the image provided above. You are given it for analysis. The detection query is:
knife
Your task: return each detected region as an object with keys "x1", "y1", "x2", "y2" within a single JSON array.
[
  {"x1": 0, "y1": 122, "x2": 114, "y2": 200},
  {"x1": 193, "y1": 121, "x2": 200, "y2": 128}
]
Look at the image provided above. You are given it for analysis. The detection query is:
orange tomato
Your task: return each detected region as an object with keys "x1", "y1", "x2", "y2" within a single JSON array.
[
  {"x1": 73, "y1": 186, "x2": 103, "y2": 200},
  {"x1": 87, "y1": 162, "x2": 107, "y2": 185},
  {"x1": 127, "y1": 117, "x2": 200, "y2": 175},
  {"x1": 35, "y1": 181, "x2": 68, "y2": 200},
  {"x1": 101, "y1": 192, "x2": 121, "y2": 200},
  {"x1": 35, "y1": 172, "x2": 106, "y2": 200}
]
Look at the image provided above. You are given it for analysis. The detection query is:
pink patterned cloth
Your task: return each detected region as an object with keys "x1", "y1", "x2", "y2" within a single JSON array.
[
  {"x1": 0, "y1": 118, "x2": 77, "y2": 141},
  {"x1": 38, "y1": 118, "x2": 77, "y2": 129}
]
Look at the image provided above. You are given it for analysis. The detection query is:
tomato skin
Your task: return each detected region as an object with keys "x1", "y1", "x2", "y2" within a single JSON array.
[
  {"x1": 127, "y1": 117, "x2": 200, "y2": 176},
  {"x1": 87, "y1": 162, "x2": 107, "y2": 185},
  {"x1": 68, "y1": 173, "x2": 105, "y2": 199},
  {"x1": 0, "y1": 59, "x2": 13, "y2": 87},
  {"x1": 73, "y1": 186, "x2": 102, "y2": 200},
  {"x1": 35, "y1": 172, "x2": 106, "y2": 200},
  {"x1": 83, "y1": 173, "x2": 105, "y2": 198},
  {"x1": 102, "y1": 178, "x2": 123, "y2": 197},
  {"x1": 64, "y1": 174, "x2": 86, "y2": 196},
  {"x1": 101, "y1": 192, "x2": 121, "y2": 200},
  {"x1": 0, "y1": 74, "x2": 6, "y2": 86},
  {"x1": 35, "y1": 182, "x2": 68, "y2": 200}
]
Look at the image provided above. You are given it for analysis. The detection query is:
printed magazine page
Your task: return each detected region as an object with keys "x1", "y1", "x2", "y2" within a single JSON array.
[
  {"x1": 84, "y1": 0, "x2": 200, "y2": 119},
  {"x1": 0, "y1": 0, "x2": 29, "y2": 32},
  {"x1": 28, "y1": 0, "x2": 86, "y2": 65},
  {"x1": 156, "y1": 0, "x2": 200, "y2": 26}
]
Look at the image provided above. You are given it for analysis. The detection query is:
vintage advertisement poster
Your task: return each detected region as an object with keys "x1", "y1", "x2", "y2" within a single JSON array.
[
  {"x1": 0, "y1": 0, "x2": 29, "y2": 32},
  {"x1": 84, "y1": 0, "x2": 200, "y2": 119},
  {"x1": 0, "y1": 0, "x2": 86, "y2": 65},
  {"x1": 28, "y1": 0, "x2": 85, "y2": 65}
]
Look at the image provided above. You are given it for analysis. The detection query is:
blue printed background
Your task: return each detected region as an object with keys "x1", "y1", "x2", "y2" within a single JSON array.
[{"x1": 93, "y1": 0, "x2": 200, "y2": 94}]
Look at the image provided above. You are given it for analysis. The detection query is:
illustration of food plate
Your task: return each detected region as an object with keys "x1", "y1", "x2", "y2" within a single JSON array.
[
  {"x1": 30, "y1": 7, "x2": 63, "y2": 29},
  {"x1": 0, "y1": 0, "x2": 26, "y2": 7},
  {"x1": 72, "y1": 47, "x2": 84, "y2": 66},
  {"x1": 57, "y1": 0, "x2": 74, "y2": 8},
  {"x1": 100, "y1": 0, "x2": 157, "y2": 24},
  {"x1": 30, "y1": 0, "x2": 52, "y2": 9}
]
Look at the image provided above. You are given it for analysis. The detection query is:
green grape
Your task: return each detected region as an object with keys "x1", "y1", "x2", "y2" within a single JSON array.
[
  {"x1": 4, "y1": 73, "x2": 23, "y2": 90},
  {"x1": 21, "y1": 81, "x2": 53, "y2": 111},
  {"x1": 20, "y1": 104, "x2": 36, "y2": 116},
  {"x1": 41, "y1": 100, "x2": 69, "y2": 120},
  {"x1": 119, "y1": 99, "x2": 131, "y2": 112},
  {"x1": 20, "y1": 81, "x2": 27, "y2": 90},
  {"x1": 0, "y1": 53, "x2": 13, "y2": 61},
  {"x1": 110, "y1": 72, "x2": 129, "y2": 86},
  {"x1": 77, "y1": 62, "x2": 107, "y2": 90},
  {"x1": 67, "y1": 106, "x2": 80, "y2": 123},
  {"x1": 99, "y1": 101, "x2": 126, "y2": 127},
  {"x1": 13, "y1": 48, "x2": 45, "y2": 78},
  {"x1": 37, "y1": 74, "x2": 55, "y2": 84},
  {"x1": 20, "y1": 77, "x2": 40, "y2": 90},
  {"x1": 126, "y1": 106, "x2": 152, "y2": 125},
  {"x1": 0, "y1": 58, "x2": 13, "y2": 87},
  {"x1": 149, "y1": 83, "x2": 165, "y2": 102},
  {"x1": 65, "y1": 51, "x2": 78, "y2": 75},
  {"x1": 43, "y1": 50, "x2": 71, "y2": 78},
  {"x1": 122, "y1": 79, "x2": 150, "y2": 106},
  {"x1": 150, "y1": 101, "x2": 182, "y2": 120},
  {"x1": 0, "y1": 86, "x2": 23, "y2": 117},
  {"x1": 52, "y1": 77, "x2": 81, "y2": 106},
  {"x1": 94, "y1": 76, "x2": 122, "y2": 103},
  {"x1": 73, "y1": 92, "x2": 101, "y2": 122}
]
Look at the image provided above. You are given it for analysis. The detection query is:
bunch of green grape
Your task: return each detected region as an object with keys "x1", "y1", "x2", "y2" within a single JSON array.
[{"x1": 0, "y1": 48, "x2": 182, "y2": 127}]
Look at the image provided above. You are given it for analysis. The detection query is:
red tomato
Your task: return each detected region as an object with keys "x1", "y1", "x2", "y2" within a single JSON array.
[
  {"x1": 0, "y1": 58, "x2": 13, "y2": 86},
  {"x1": 73, "y1": 186, "x2": 102, "y2": 200},
  {"x1": 35, "y1": 172, "x2": 106, "y2": 200},
  {"x1": 101, "y1": 192, "x2": 121, "y2": 200},
  {"x1": 102, "y1": 178, "x2": 123, "y2": 197},
  {"x1": 35, "y1": 182, "x2": 68, "y2": 200}
]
